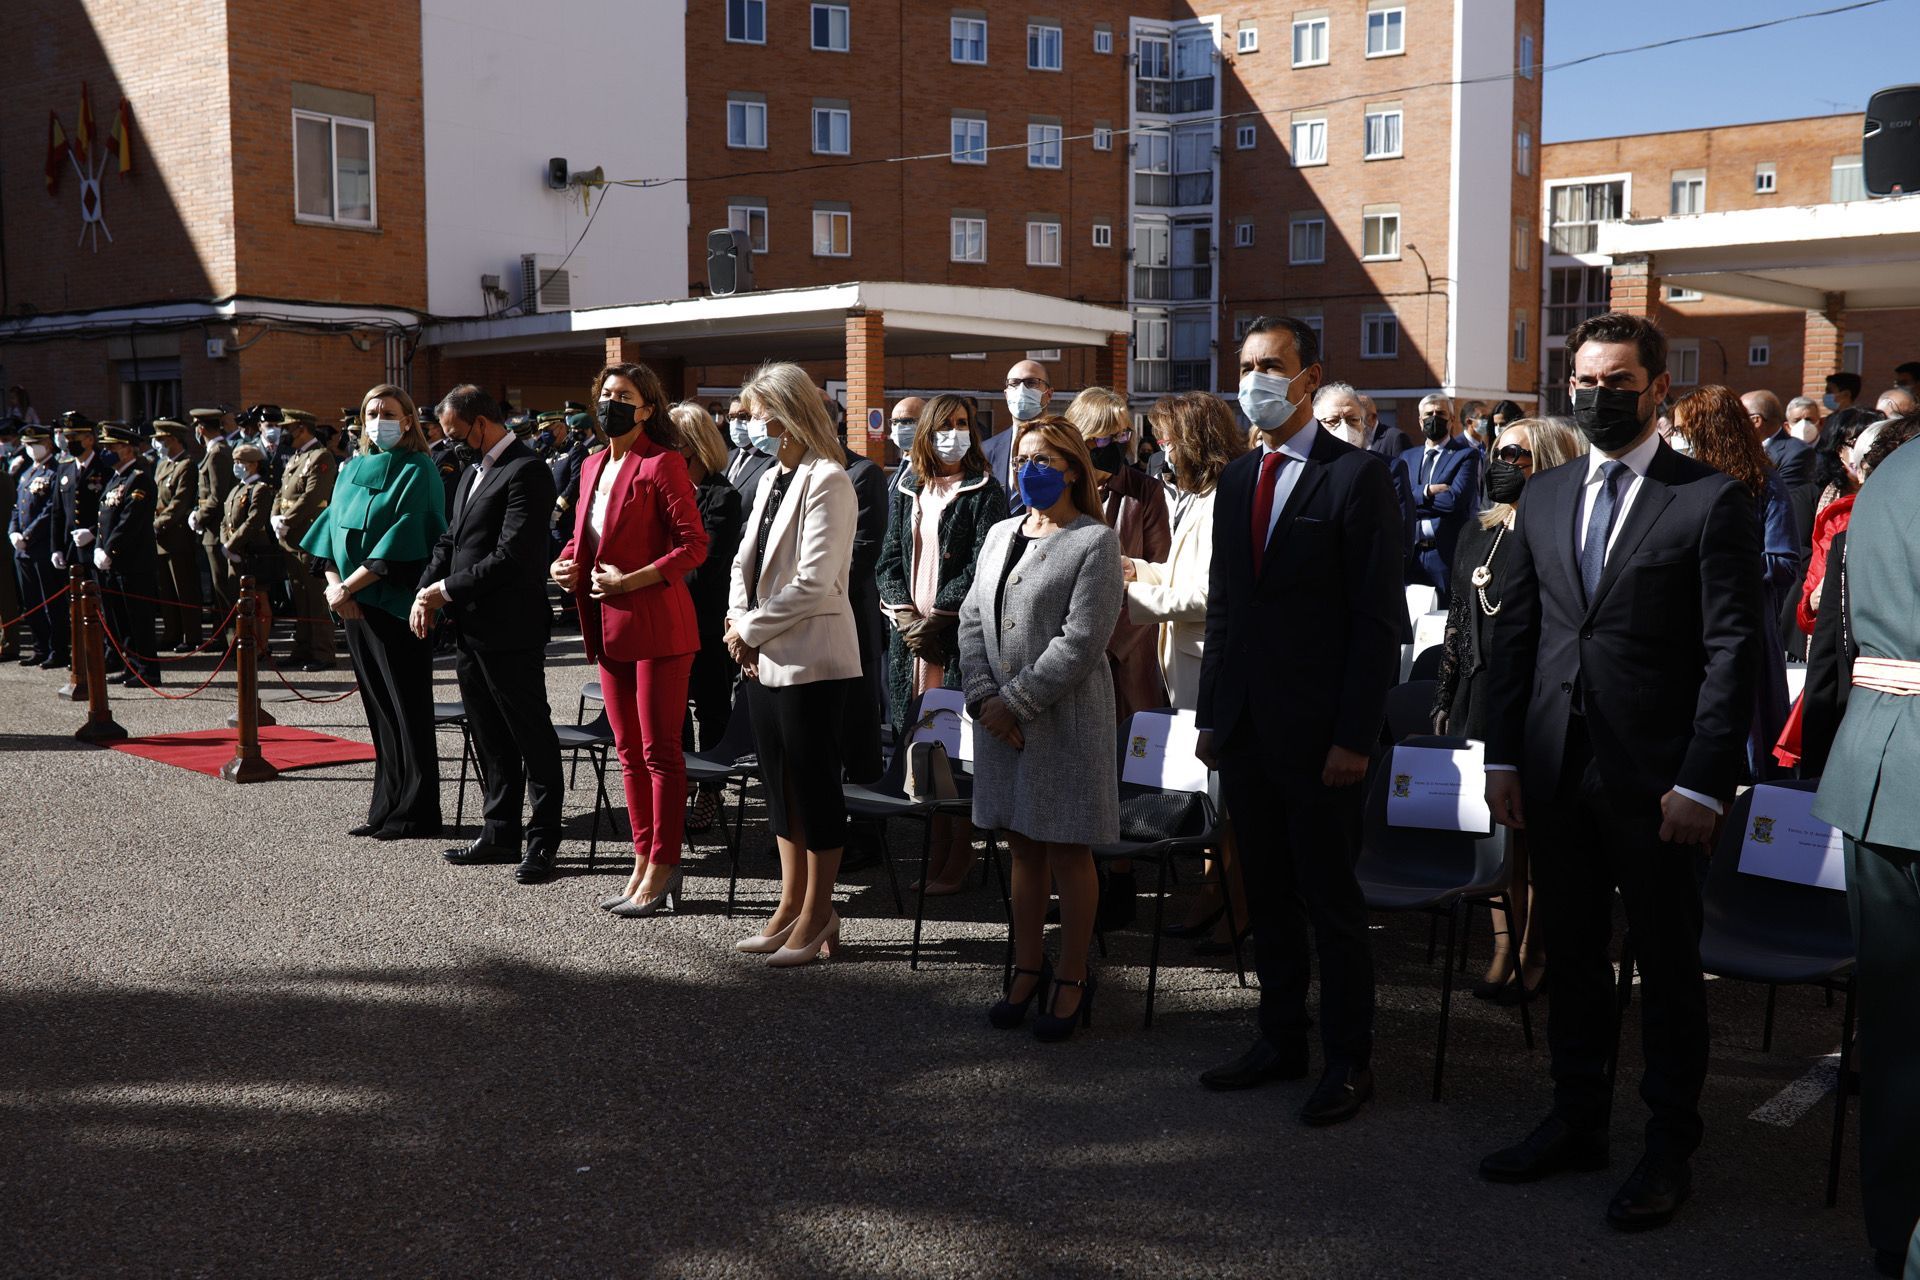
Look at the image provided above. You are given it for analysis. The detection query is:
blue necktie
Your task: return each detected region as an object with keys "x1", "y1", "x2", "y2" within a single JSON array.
[
  {"x1": 1580, "y1": 461, "x2": 1627, "y2": 602},
  {"x1": 1419, "y1": 448, "x2": 1437, "y2": 487}
]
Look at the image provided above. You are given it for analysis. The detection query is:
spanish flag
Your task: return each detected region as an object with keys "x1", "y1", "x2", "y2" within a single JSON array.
[
  {"x1": 109, "y1": 99, "x2": 133, "y2": 175},
  {"x1": 74, "y1": 82, "x2": 94, "y2": 164},
  {"x1": 45, "y1": 113, "x2": 68, "y2": 193}
]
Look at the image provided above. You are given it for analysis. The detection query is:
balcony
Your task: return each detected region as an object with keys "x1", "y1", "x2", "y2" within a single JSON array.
[
  {"x1": 1169, "y1": 359, "x2": 1212, "y2": 391},
  {"x1": 1133, "y1": 360, "x2": 1170, "y2": 393}
]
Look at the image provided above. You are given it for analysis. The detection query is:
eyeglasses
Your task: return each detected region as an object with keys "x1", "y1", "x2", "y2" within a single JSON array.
[
  {"x1": 1092, "y1": 431, "x2": 1132, "y2": 446},
  {"x1": 1495, "y1": 444, "x2": 1533, "y2": 463},
  {"x1": 1016, "y1": 454, "x2": 1065, "y2": 471},
  {"x1": 889, "y1": 418, "x2": 916, "y2": 429},
  {"x1": 726, "y1": 415, "x2": 750, "y2": 425},
  {"x1": 1005, "y1": 377, "x2": 1050, "y2": 391},
  {"x1": 1318, "y1": 414, "x2": 1366, "y2": 429}
]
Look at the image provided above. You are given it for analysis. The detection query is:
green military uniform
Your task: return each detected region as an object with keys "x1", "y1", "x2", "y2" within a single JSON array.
[
  {"x1": 272, "y1": 411, "x2": 338, "y2": 667},
  {"x1": 222, "y1": 445, "x2": 279, "y2": 581},
  {"x1": 1813, "y1": 438, "x2": 1920, "y2": 1268},
  {"x1": 190, "y1": 408, "x2": 237, "y2": 629},
  {"x1": 150, "y1": 419, "x2": 203, "y2": 649}
]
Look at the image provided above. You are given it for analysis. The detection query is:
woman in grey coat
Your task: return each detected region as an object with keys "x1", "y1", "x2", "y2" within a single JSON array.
[{"x1": 960, "y1": 417, "x2": 1123, "y2": 1042}]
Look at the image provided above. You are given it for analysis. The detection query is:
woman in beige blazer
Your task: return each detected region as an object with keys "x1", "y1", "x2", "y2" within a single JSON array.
[{"x1": 725, "y1": 362, "x2": 861, "y2": 967}]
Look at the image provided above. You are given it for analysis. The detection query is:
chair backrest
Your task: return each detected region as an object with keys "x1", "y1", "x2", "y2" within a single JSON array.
[
  {"x1": 1113, "y1": 710, "x2": 1216, "y2": 837},
  {"x1": 1409, "y1": 644, "x2": 1444, "y2": 683},
  {"x1": 1703, "y1": 778, "x2": 1854, "y2": 961},
  {"x1": 705, "y1": 682, "x2": 757, "y2": 765},
  {"x1": 1360, "y1": 734, "x2": 1506, "y2": 890},
  {"x1": 1384, "y1": 679, "x2": 1438, "y2": 744}
]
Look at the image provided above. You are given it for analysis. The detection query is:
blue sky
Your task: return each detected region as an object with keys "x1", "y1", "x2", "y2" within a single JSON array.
[{"x1": 1543, "y1": 0, "x2": 1915, "y2": 142}]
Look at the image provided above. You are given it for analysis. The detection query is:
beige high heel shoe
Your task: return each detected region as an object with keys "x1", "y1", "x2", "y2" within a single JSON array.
[
  {"x1": 734, "y1": 919, "x2": 798, "y2": 954},
  {"x1": 767, "y1": 911, "x2": 840, "y2": 968}
]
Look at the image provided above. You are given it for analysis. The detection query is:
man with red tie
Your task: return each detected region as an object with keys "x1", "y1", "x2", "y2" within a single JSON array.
[{"x1": 1194, "y1": 316, "x2": 1407, "y2": 1125}]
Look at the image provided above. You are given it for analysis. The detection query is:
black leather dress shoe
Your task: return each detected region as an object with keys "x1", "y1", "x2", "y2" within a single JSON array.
[
  {"x1": 515, "y1": 852, "x2": 556, "y2": 884},
  {"x1": 443, "y1": 840, "x2": 520, "y2": 865},
  {"x1": 38, "y1": 653, "x2": 69, "y2": 669},
  {"x1": 1299, "y1": 1064, "x2": 1373, "y2": 1126},
  {"x1": 1606, "y1": 1152, "x2": 1690, "y2": 1231},
  {"x1": 347, "y1": 823, "x2": 380, "y2": 837},
  {"x1": 1199, "y1": 1038, "x2": 1310, "y2": 1091},
  {"x1": 1480, "y1": 1114, "x2": 1610, "y2": 1183}
]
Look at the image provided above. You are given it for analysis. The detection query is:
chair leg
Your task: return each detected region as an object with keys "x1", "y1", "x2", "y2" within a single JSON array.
[
  {"x1": 1828, "y1": 979, "x2": 1858, "y2": 1208},
  {"x1": 455, "y1": 724, "x2": 472, "y2": 831},
  {"x1": 1458, "y1": 899, "x2": 1474, "y2": 973},
  {"x1": 1496, "y1": 895, "x2": 1534, "y2": 1050},
  {"x1": 1762, "y1": 983, "x2": 1778, "y2": 1053},
  {"x1": 1142, "y1": 855, "x2": 1171, "y2": 1031},
  {"x1": 1434, "y1": 901, "x2": 1462, "y2": 1102},
  {"x1": 726, "y1": 776, "x2": 749, "y2": 918},
  {"x1": 587, "y1": 750, "x2": 609, "y2": 869},
  {"x1": 910, "y1": 822, "x2": 932, "y2": 971},
  {"x1": 880, "y1": 818, "x2": 907, "y2": 916},
  {"x1": 989, "y1": 833, "x2": 1012, "y2": 924},
  {"x1": 1426, "y1": 913, "x2": 1440, "y2": 963},
  {"x1": 1216, "y1": 851, "x2": 1248, "y2": 990}
]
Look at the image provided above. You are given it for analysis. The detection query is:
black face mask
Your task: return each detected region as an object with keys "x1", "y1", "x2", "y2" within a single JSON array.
[
  {"x1": 1089, "y1": 441, "x2": 1124, "y2": 474},
  {"x1": 1571, "y1": 386, "x2": 1648, "y2": 453},
  {"x1": 1420, "y1": 414, "x2": 1449, "y2": 442},
  {"x1": 598, "y1": 399, "x2": 640, "y2": 439},
  {"x1": 1483, "y1": 458, "x2": 1527, "y2": 504}
]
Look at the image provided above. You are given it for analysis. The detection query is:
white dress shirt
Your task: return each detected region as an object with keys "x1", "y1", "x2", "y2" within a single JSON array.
[
  {"x1": 1256, "y1": 418, "x2": 1319, "y2": 548},
  {"x1": 588, "y1": 453, "x2": 628, "y2": 537}
]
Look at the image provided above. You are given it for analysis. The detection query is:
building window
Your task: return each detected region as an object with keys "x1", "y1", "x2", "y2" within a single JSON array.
[
  {"x1": 1547, "y1": 264, "x2": 1611, "y2": 335},
  {"x1": 811, "y1": 106, "x2": 850, "y2": 156},
  {"x1": 1092, "y1": 222, "x2": 1112, "y2": 248},
  {"x1": 953, "y1": 352, "x2": 986, "y2": 361},
  {"x1": 1028, "y1": 123, "x2": 1063, "y2": 169},
  {"x1": 1842, "y1": 334, "x2": 1864, "y2": 374},
  {"x1": 727, "y1": 203, "x2": 768, "y2": 253},
  {"x1": 810, "y1": 4, "x2": 849, "y2": 51},
  {"x1": 1362, "y1": 312, "x2": 1400, "y2": 359},
  {"x1": 1512, "y1": 311, "x2": 1528, "y2": 363},
  {"x1": 1173, "y1": 27, "x2": 1215, "y2": 112},
  {"x1": 1027, "y1": 220, "x2": 1062, "y2": 266},
  {"x1": 1366, "y1": 8, "x2": 1405, "y2": 57},
  {"x1": 1670, "y1": 342, "x2": 1700, "y2": 385},
  {"x1": 1516, "y1": 128, "x2": 1532, "y2": 176},
  {"x1": 1171, "y1": 218, "x2": 1211, "y2": 298},
  {"x1": 1290, "y1": 215, "x2": 1326, "y2": 264},
  {"x1": 726, "y1": 0, "x2": 765, "y2": 44},
  {"x1": 1292, "y1": 16, "x2": 1329, "y2": 67},
  {"x1": 1234, "y1": 220, "x2": 1255, "y2": 248},
  {"x1": 1362, "y1": 207, "x2": 1401, "y2": 260},
  {"x1": 1172, "y1": 125, "x2": 1212, "y2": 204},
  {"x1": 951, "y1": 116, "x2": 987, "y2": 164},
  {"x1": 1518, "y1": 28, "x2": 1534, "y2": 78},
  {"x1": 726, "y1": 98, "x2": 767, "y2": 150},
  {"x1": 1136, "y1": 32, "x2": 1170, "y2": 111},
  {"x1": 1749, "y1": 336, "x2": 1771, "y2": 366},
  {"x1": 1133, "y1": 219, "x2": 1170, "y2": 299},
  {"x1": 1234, "y1": 313, "x2": 1255, "y2": 340},
  {"x1": 1363, "y1": 107, "x2": 1403, "y2": 159},
  {"x1": 1093, "y1": 26, "x2": 1113, "y2": 55},
  {"x1": 1093, "y1": 126, "x2": 1113, "y2": 151},
  {"x1": 1548, "y1": 180, "x2": 1624, "y2": 254},
  {"x1": 1027, "y1": 23, "x2": 1063, "y2": 71},
  {"x1": 1171, "y1": 311, "x2": 1212, "y2": 390},
  {"x1": 292, "y1": 109, "x2": 375, "y2": 226},
  {"x1": 1514, "y1": 219, "x2": 1530, "y2": 271},
  {"x1": 1027, "y1": 348, "x2": 1062, "y2": 361},
  {"x1": 1237, "y1": 25, "x2": 1258, "y2": 53},
  {"x1": 1670, "y1": 168, "x2": 1705, "y2": 215},
  {"x1": 1134, "y1": 313, "x2": 1170, "y2": 393},
  {"x1": 1666, "y1": 285, "x2": 1702, "y2": 303},
  {"x1": 1135, "y1": 131, "x2": 1171, "y2": 204},
  {"x1": 1754, "y1": 162, "x2": 1777, "y2": 194},
  {"x1": 1300, "y1": 314, "x2": 1325, "y2": 354},
  {"x1": 1236, "y1": 123, "x2": 1256, "y2": 150},
  {"x1": 951, "y1": 16, "x2": 987, "y2": 64},
  {"x1": 951, "y1": 216, "x2": 987, "y2": 263},
  {"x1": 1290, "y1": 118, "x2": 1327, "y2": 166},
  {"x1": 812, "y1": 207, "x2": 851, "y2": 257},
  {"x1": 1832, "y1": 157, "x2": 1866, "y2": 202}
]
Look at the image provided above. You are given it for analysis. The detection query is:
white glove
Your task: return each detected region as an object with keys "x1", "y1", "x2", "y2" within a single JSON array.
[
  {"x1": 8, "y1": 532, "x2": 23, "y2": 552},
  {"x1": 223, "y1": 546, "x2": 241, "y2": 565},
  {"x1": 188, "y1": 511, "x2": 203, "y2": 534},
  {"x1": 270, "y1": 514, "x2": 289, "y2": 540},
  {"x1": 71, "y1": 527, "x2": 94, "y2": 548},
  {"x1": 51, "y1": 551, "x2": 66, "y2": 570},
  {"x1": 93, "y1": 547, "x2": 111, "y2": 571}
]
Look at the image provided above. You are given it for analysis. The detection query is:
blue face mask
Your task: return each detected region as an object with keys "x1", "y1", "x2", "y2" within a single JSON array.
[
  {"x1": 727, "y1": 415, "x2": 752, "y2": 449},
  {"x1": 748, "y1": 416, "x2": 783, "y2": 458},
  {"x1": 1017, "y1": 458, "x2": 1069, "y2": 511},
  {"x1": 1822, "y1": 393, "x2": 1839, "y2": 411},
  {"x1": 1238, "y1": 370, "x2": 1299, "y2": 431},
  {"x1": 233, "y1": 464, "x2": 249, "y2": 482}
]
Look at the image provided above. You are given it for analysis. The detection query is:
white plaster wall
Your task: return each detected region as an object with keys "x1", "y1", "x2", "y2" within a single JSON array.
[{"x1": 1446, "y1": 0, "x2": 1518, "y2": 396}]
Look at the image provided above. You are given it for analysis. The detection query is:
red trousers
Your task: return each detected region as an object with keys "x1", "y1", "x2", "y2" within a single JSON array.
[{"x1": 599, "y1": 651, "x2": 694, "y2": 866}]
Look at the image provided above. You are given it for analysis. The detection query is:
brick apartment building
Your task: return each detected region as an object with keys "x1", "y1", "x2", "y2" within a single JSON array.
[{"x1": 1538, "y1": 112, "x2": 1920, "y2": 412}]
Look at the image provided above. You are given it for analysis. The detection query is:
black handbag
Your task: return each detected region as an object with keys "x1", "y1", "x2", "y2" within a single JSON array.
[{"x1": 1117, "y1": 789, "x2": 1206, "y2": 842}]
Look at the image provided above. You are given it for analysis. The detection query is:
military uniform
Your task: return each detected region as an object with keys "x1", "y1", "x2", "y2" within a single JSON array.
[
  {"x1": 150, "y1": 419, "x2": 203, "y2": 649},
  {"x1": 50, "y1": 413, "x2": 114, "y2": 582},
  {"x1": 429, "y1": 436, "x2": 464, "y2": 520},
  {"x1": 8, "y1": 425, "x2": 66, "y2": 666},
  {"x1": 189, "y1": 409, "x2": 238, "y2": 630},
  {"x1": 222, "y1": 445, "x2": 279, "y2": 582},
  {"x1": 271, "y1": 412, "x2": 338, "y2": 667},
  {"x1": 95, "y1": 422, "x2": 161, "y2": 685},
  {"x1": 0, "y1": 420, "x2": 22, "y2": 659}
]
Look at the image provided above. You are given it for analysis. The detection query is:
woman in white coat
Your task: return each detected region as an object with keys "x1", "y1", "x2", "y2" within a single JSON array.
[{"x1": 1122, "y1": 391, "x2": 1250, "y2": 951}]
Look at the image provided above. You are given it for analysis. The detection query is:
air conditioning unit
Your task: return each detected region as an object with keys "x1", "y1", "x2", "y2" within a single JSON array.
[{"x1": 520, "y1": 253, "x2": 572, "y2": 313}]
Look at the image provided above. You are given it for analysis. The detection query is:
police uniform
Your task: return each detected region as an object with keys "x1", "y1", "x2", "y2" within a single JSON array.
[
  {"x1": 271, "y1": 410, "x2": 338, "y2": 668},
  {"x1": 190, "y1": 408, "x2": 238, "y2": 628},
  {"x1": 151, "y1": 418, "x2": 204, "y2": 650},
  {"x1": 222, "y1": 444, "x2": 279, "y2": 582},
  {"x1": 429, "y1": 436, "x2": 464, "y2": 520},
  {"x1": 95, "y1": 422, "x2": 162, "y2": 685},
  {"x1": 8, "y1": 424, "x2": 66, "y2": 666},
  {"x1": 0, "y1": 418, "x2": 22, "y2": 659},
  {"x1": 50, "y1": 412, "x2": 114, "y2": 582}
]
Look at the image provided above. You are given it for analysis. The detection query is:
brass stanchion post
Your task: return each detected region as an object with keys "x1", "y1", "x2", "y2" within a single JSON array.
[
  {"x1": 74, "y1": 580, "x2": 126, "y2": 742},
  {"x1": 221, "y1": 577, "x2": 278, "y2": 782},
  {"x1": 57, "y1": 563, "x2": 87, "y2": 702}
]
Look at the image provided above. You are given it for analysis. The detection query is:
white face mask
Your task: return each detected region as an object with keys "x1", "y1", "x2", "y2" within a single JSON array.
[
  {"x1": 1005, "y1": 384, "x2": 1046, "y2": 422},
  {"x1": 1851, "y1": 423, "x2": 1887, "y2": 476},
  {"x1": 27, "y1": 442, "x2": 50, "y2": 463},
  {"x1": 889, "y1": 418, "x2": 916, "y2": 453},
  {"x1": 933, "y1": 429, "x2": 971, "y2": 463},
  {"x1": 1238, "y1": 370, "x2": 1298, "y2": 431},
  {"x1": 368, "y1": 416, "x2": 406, "y2": 450},
  {"x1": 1328, "y1": 423, "x2": 1366, "y2": 448},
  {"x1": 1668, "y1": 433, "x2": 1692, "y2": 456}
]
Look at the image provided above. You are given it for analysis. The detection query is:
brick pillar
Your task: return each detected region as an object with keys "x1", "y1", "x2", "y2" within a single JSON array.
[
  {"x1": 1607, "y1": 255, "x2": 1654, "y2": 316},
  {"x1": 1093, "y1": 331, "x2": 1130, "y2": 398},
  {"x1": 845, "y1": 311, "x2": 886, "y2": 461},
  {"x1": 1802, "y1": 293, "x2": 1845, "y2": 402}
]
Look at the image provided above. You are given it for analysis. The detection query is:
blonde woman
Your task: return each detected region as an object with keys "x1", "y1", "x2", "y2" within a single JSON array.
[{"x1": 726, "y1": 363, "x2": 862, "y2": 966}]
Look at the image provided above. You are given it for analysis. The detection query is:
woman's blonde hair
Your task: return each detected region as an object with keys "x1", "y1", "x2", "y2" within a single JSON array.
[
  {"x1": 739, "y1": 362, "x2": 843, "y2": 466},
  {"x1": 1064, "y1": 385, "x2": 1131, "y2": 444},
  {"x1": 1479, "y1": 416, "x2": 1586, "y2": 529},
  {"x1": 670, "y1": 402, "x2": 728, "y2": 476},
  {"x1": 1013, "y1": 416, "x2": 1107, "y2": 523},
  {"x1": 358, "y1": 384, "x2": 430, "y2": 455}
]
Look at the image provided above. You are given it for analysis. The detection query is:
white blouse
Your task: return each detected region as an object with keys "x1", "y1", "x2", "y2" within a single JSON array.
[{"x1": 589, "y1": 453, "x2": 628, "y2": 537}]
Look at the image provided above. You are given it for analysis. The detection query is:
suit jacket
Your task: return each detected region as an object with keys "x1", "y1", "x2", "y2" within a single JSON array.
[
  {"x1": 153, "y1": 453, "x2": 198, "y2": 543},
  {"x1": 1102, "y1": 461, "x2": 1172, "y2": 717},
  {"x1": 1394, "y1": 435, "x2": 1483, "y2": 566},
  {"x1": 1197, "y1": 427, "x2": 1406, "y2": 764},
  {"x1": 97, "y1": 462, "x2": 158, "y2": 576},
  {"x1": 1814, "y1": 441, "x2": 1920, "y2": 847},
  {"x1": 195, "y1": 438, "x2": 235, "y2": 545},
  {"x1": 1765, "y1": 429, "x2": 1816, "y2": 497},
  {"x1": 687, "y1": 473, "x2": 745, "y2": 643},
  {"x1": 726, "y1": 445, "x2": 776, "y2": 505},
  {"x1": 1485, "y1": 440, "x2": 1763, "y2": 806},
  {"x1": 10, "y1": 461, "x2": 59, "y2": 558},
  {"x1": 53, "y1": 451, "x2": 114, "y2": 553},
  {"x1": 980, "y1": 427, "x2": 1024, "y2": 516},
  {"x1": 421, "y1": 438, "x2": 557, "y2": 652},
  {"x1": 727, "y1": 452, "x2": 861, "y2": 687},
  {"x1": 1127, "y1": 486, "x2": 1217, "y2": 710},
  {"x1": 558, "y1": 436, "x2": 708, "y2": 664}
]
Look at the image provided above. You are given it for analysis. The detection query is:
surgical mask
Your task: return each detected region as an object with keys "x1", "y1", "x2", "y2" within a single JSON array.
[
  {"x1": 1088, "y1": 440, "x2": 1124, "y2": 474},
  {"x1": 748, "y1": 416, "x2": 782, "y2": 457},
  {"x1": 889, "y1": 417, "x2": 916, "y2": 453},
  {"x1": 261, "y1": 427, "x2": 282, "y2": 449},
  {"x1": 1483, "y1": 458, "x2": 1527, "y2": 504},
  {"x1": 1420, "y1": 414, "x2": 1450, "y2": 443},
  {"x1": 1822, "y1": 393, "x2": 1839, "y2": 411},
  {"x1": 1668, "y1": 433, "x2": 1692, "y2": 457},
  {"x1": 368, "y1": 416, "x2": 405, "y2": 450},
  {"x1": 1006, "y1": 385, "x2": 1045, "y2": 422},
  {"x1": 727, "y1": 415, "x2": 752, "y2": 449},
  {"x1": 1327, "y1": 423, "x2": 1367, "y2": 448},
  {"x1": 1570, "y1": 386, "x2": 1648, "y2": 454},
  {"x1": 598, "y1": 398, "x2": 640, "y2": 439},
  {"x1": 27, "y1": 442, "x2": 50, "y2": 464},
  {"x1": 933, "y1": 429, "x2": 970, "y2": 464},
  {"x1": 233, "y1": 464, "x2": 250, "y2": 481},
  {"x1": 1016, "y1": 458, "x2": 1068, "y2": 511},
  {"x1": 1851, "y1": 423, "x2": 1887, "y2": 475},
  {"x1": 1237, "y1": 370, "x2": 1298, "y2": 431}
]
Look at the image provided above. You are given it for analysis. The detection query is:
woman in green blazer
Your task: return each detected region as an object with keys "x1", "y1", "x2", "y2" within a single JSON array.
[{"x1": 301, "y1": 384, "x2": 450, "y2": 839}]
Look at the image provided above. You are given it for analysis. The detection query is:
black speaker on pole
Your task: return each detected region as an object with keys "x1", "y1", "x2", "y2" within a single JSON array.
[
  {"x1": 1863, "y1": 85, "x2": 1920, "y2": 196},
  {"x1": 706, "y1": 229, "x2": 755, "y2": 297}
]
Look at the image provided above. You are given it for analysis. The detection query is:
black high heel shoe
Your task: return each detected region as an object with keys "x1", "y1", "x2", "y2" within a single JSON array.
[
  {"x1": 989, "y1": 960, "x2": 1052, "y2": 1029},
  {"x1": 1033, "y1": 973, "x2": 1097, "y2": 1042},
  {"x1": 1161, "y1": 904, "x2": 1226, "y2": 940}
]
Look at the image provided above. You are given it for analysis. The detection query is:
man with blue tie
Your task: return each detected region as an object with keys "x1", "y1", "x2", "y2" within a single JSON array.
[
  {"x1": 1394, "y1": 394, "x2": 1482, "y2": 596},
  {"x1": 979, "y1": 358, "x2": 1052, "y2": 516}
]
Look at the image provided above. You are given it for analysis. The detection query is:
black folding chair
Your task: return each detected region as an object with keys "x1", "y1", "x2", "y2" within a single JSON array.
[
  {"x1": 683, "y1": 685, "x2": 761, "y2": 916},
  {"x1": 1409, "y1": 643, "x2": 1445, "y2": 683},
  {"x1": 433, "y1": 701, "x2": 477, "y2": 830},
  {"x1": 570, "y1": 680, "x2": 605, "y2": 785},
  {"x1": 1357, "y1": 734, "x2": 1524, "y2": 1101},
  {"x1": 554, "y1": 711, "x2": 622, "y2": 871},
  {"x1": 838, "y1": 696, "x2": 945, "y2": 947},
  {"x1": 1695, "y1": 780, "x2": 1857, "y2": 1206}
]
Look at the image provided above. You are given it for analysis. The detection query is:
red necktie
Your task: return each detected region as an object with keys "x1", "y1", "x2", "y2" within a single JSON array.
[{"x1": 1251, "y1": 451, "x2": 1287, "y2": 577}]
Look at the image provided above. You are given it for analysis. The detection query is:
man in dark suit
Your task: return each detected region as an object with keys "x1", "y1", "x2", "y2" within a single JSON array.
[
  {"x1": 1479, "y1": 312, "x2": 1762, "y2": 1232},
  {"x1": 1743, "y1": 389, "x2": 1818, "y2": 657},
  {"x1": 94, "y1": 423, "x2": 162, "y2": 686},
  {"x1": 979, "y1": 358, "x2": 1053, "y2": 517},
  {"x1": 1392, "y1": 394, "x2": 1482, "y2": 596},
  {"x1": 840, "y1": 439, "x2": 889, "y2": 784},
  {"x1": 413, "y1": 385, "x2": 565, "y2": 884},
  {"x1": 1194, "y1": 316, "x2": 1406, "y2": 1126},
  {"x1": 724, "y1": 396, "x2": 776, "y2": 501}
]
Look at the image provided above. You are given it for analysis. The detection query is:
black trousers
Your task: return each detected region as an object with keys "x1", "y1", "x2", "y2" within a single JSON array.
[
  {"x1": 102, "y1": 567, "x2": 157, "y2": 679},
  {"x1": 1530, "y1": 717, "x2": 1708, "y2": 1158},
  {"x1": 1847, "y1": 835, "x2": 1920, "y2": 1255},
  {"x1": 683, "y1": 638, "x2": 735, "y2": 792},
  {"x1": 455, "y1": 641, "x2": 563, "y2": 853},
  {"x1": 17, "y1": 554, "x2": 64, "y2": 658},
  {"x1": 838, "y1": 585, "x2": 885, "y2": 785},
  {"x1": 345, "y1": 605, "x2": 442, "y2": 835},
  {"x1": 1218, "y1": 720, "x2": 1375, "y2": 1066}
]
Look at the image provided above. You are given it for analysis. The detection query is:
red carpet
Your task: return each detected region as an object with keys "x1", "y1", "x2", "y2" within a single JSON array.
[{"x1": 106, "y1": 726, "x2": 377, "y2": 777}]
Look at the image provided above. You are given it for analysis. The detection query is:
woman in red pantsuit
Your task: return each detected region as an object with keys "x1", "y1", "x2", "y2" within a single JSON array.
[{"x1": 552, "y1": 363, "x2": 709, "y2": 917}]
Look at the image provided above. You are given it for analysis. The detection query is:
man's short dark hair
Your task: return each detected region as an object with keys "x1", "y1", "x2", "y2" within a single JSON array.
[
  {"x1": 441, "y1": 384, "x2": 500, "y2": 427},
  {"x1": 1893, "y1": 361, "x2": 1920, "y2": 381},
  {"x1": 1826, "y1": 371, "x2": 1863, "y2": 398},
  {"x1": 1565, "y1": 311, "x2": 1667, "y2": 381},
  {"x1": 1243, "y1": 315, "x2": 1321, "y2": 369}
]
